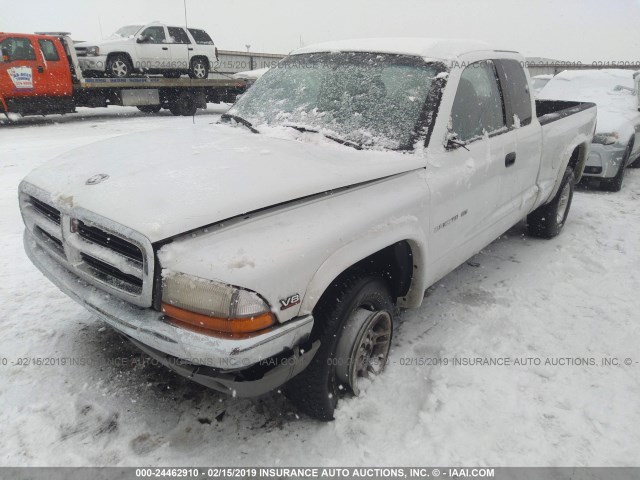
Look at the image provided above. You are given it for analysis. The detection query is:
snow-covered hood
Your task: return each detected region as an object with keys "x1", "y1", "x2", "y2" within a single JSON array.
[
  {"x1": 23, "y1": 124, "x2": 426, "y2": 243},
  {"x1": 75, "y1": 38, "x2": 132, "y2": 49}
]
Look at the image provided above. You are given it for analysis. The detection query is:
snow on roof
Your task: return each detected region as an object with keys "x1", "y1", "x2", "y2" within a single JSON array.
[{"x1": 291, "y1": 38, "x2": 496, "y2": 60}]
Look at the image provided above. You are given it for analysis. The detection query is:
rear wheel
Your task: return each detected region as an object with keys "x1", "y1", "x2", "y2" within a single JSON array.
[
  {"x1": 527, "y1": 167, "x2": 575, "y2": 239},
  {"x1": 137, "y1": 105, "x2": 162, "y2": 114},
  {"x1": 106, "y1": 54, "x2": 133, "y2": 78},
  {"x1": 169, "y1": 92, "x2": 197, "y2": 116},
  {"x1": 601, "y1": 143, "x2": 631, "y2": 191},
  {"x1": 284, "y1": 275, "x2": 394, "y2": 421},
  {"x1": 188, "y1": 58, "x2": 209, "y2": 79}
]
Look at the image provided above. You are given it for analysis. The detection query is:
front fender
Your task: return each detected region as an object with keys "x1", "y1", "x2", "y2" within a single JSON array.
[{"x1": 157, "y1": 170, "x2": 429, "y2": 323}]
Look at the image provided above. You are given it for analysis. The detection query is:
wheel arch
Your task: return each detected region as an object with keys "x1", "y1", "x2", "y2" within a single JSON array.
[
  {"x1": 549, "y1": 141, "x2": 589, "y2": 199},
  {"x1": 106, "y1": 51, "x2": 134, "y2": 64},
  {"x1": 299, "y1": 235, "x2": 428, "y2": 317},
  {"x1": 190, "y1": 55, "x2": 210, "y2": 68}
]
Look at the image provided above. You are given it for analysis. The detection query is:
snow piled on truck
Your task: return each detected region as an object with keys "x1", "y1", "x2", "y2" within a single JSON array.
[
  {"x1": 1, "y1": 107, "x2": 640, "y2": 466},
  {"x1": 538, "y1": 69, "x2": 640, "y2": 136}
]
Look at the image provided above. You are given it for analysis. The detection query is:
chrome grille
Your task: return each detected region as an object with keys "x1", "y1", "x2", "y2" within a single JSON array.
[
  {"x1": 20, "y1": 187, "x2": 154, "y2": 307},
  {"x1": 77, "y1": 221, "x2": 144, "y2": 264},
  {"x1": 30, "y1": 196, "x2": 61, "y2": 225}
]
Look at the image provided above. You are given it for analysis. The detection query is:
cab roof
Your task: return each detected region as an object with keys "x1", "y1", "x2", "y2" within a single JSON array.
[{"x1": 291, "y1": 37, "x2": 501, "y2": 60}]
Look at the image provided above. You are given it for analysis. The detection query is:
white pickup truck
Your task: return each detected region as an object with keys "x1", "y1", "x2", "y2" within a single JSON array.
[{"x1": 20, "y1": 39, "x2": 596, "y2": 420}]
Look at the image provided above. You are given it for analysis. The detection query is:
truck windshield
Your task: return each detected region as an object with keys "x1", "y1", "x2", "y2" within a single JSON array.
[
  {"x1": 227, "y1": 52, "x2": 444, "y2": 150},
  {"x1": 112, "y1": 25, "x2": 143, "y2": 38}
]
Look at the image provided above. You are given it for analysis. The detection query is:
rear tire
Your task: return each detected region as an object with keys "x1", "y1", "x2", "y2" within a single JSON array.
[
  {"x1": 284, "y1": 275, "x2": 394, "y2": 421},
  {"x1": 106, "y1": 54, "x2": 133, "y2": 78},
  {"x1": 137, "y1": 105, "x2": 162, "y2": 114},
  {"x1": 601, "y1": 143, "x2": 631, "y2": 191},
  {"x1": 169, "y1": 92, "x2": 197, "y2": 116},
  {"x1": 188, "y1": 58, "x2": 209, "y2": 79},
  {"x1": 527, "y1": 167, "x2": 575, "y2": 239}
]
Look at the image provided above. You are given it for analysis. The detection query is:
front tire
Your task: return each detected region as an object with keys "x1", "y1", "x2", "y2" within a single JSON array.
[
  {"x1": 106, "y1": 54, "x2": 133, "y2": 78},
  {"x1": 284, "y1": 275, "x2": 394, "y2": 421},
  {"x1": 188, "y1": 58, "x2": 209, "y2": 79},
  {"x1": 527, "y1": 167, "x2": 575, "y2": 239}
]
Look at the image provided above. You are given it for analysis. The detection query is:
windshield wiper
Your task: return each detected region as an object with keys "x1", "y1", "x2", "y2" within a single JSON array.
[
  {"x1": 220, "y1": 113, "x2": 259, "y2": 134},
  {"x1": 283, "y1": 124, "x2": 363, "y2": 150}
]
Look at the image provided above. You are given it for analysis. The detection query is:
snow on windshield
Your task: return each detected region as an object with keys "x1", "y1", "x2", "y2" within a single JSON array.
[
  {"x1": 112, "y1": 25, "x2": 143, "y2": 38},
  {"x1": 228, "y1": 52, "x2": 443, "y2": 150}
]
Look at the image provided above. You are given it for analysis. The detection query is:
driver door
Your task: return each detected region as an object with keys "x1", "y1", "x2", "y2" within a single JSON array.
[
  {"x1": 427, "y1": 60, "x2": 517, "y2": 275},
  {"x1": 0, "y1": 35, "x2": 45, "y2": 98},
  {"x1": 135, "y1": 26, "x2": 171, "y2": 70}
]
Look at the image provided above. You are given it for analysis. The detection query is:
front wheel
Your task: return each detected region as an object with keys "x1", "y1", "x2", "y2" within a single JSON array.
[
  {"x1": 527, "y1": 167, "x2": 575, "y2": 239},
  {"x1": 284, "y1": 275, "x2": 394, "y2": 421},
  {"x1": 106, "y1": 54, "x2": 133, "y2": 78}
]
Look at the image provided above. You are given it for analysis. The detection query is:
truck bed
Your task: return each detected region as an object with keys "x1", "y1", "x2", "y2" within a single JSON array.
[{"x1": 536, "y1": 99, "x2": 597, "y2": 126}]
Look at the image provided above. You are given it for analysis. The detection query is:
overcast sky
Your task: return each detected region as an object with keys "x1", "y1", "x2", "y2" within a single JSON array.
[{"x1": 2, "y1": 0, "x2": 639, "y2": 62}]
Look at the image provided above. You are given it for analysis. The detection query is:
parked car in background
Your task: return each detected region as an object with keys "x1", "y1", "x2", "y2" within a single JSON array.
[
  {"x1": 233, "y1": 67, "x2": 269, "y2": 81},
  {"x1": 539, "y1": 69, "x2": 640, "y2": 191},
  {"x1": 74, "y1": 22, "x2": 218, "y2": 79},
  {"x1": 531, "y1": 74, "x2": 553, "y2": 96}
]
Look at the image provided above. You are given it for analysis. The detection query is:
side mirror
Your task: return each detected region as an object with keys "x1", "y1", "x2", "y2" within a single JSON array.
[
  {"x1": 446, "y1": 131, "x2": 469, "y2": 151},
  {"x1": 1, "y1": 47, "x2": 10, "y2": 62},
  {"x1": 136, "y1": 35, "x2": 148, "y2": 44}
]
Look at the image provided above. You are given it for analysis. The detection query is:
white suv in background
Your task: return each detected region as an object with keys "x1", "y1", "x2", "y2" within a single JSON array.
[{"x1": 75, "y1": 22, "x2": 219, "y2": 78}]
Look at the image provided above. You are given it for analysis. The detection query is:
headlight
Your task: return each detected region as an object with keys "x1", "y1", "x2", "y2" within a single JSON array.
[
  {"x1": 593, "y1": 132, "x2": 618, "y2": 145},
  {"x1": 161, "y1": 272, "x2": 275, "y2": 334},
  {"x1": 86, "y1": 46, "x2": 100, "y2": 56}
]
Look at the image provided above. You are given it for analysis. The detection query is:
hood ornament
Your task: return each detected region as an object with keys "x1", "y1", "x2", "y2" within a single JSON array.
[{"x1": 85, "y1": 173, "x2": 110, "y2": 185}]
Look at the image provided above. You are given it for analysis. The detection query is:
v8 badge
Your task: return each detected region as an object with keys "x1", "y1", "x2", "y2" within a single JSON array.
[{"x1": 279, "y1": 293, "x2": 301, "y2": 310}]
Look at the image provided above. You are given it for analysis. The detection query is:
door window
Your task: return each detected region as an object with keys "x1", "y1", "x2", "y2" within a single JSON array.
[
  {"x1": 38, "y1": 39, "x2": 60, "y2": 61},
  {"x1": 495, "y1": 59, "x2": 532, "y2": 127},
  {"x1": 450, "y1": 60, "x2": 506, "y2": 143},
  {"x1": 168, "y1": 27, "x2": 190, "y2": 44},
  {"x1": 0, "y1": 37, "x2": 36, "y2": 61},
  {"x1": 140, "y1": 27, "x2": 166, "y2": 44}
]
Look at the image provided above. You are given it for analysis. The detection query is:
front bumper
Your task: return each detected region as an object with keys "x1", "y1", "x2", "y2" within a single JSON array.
[
  {"x1": 24, "y1": 229, "x2": 316, "y2": 395},
  {"x1": 582, "y1": 143, "x2": 627, "y2": 179}
]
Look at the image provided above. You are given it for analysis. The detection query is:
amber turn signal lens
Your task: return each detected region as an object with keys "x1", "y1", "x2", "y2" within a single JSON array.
[{"x1": 162, "y1": 303, "x2": 275, "y2": 334}]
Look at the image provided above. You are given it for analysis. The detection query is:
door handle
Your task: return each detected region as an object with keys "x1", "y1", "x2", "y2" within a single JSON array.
[
  {"x1": 505, "y1": 152, "x2": 516, "y2": 167},
  {"x1": 188, "y1": 48, "x2": 193, "y2": 51},
  {"x1": 37, "y1": 66, "x2": 44, "y2": 73},
  {"x1": 162, "y1": 47, "x2": 169, "y2": 50}
]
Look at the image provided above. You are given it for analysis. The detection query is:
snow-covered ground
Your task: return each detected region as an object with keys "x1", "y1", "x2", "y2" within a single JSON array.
[{"x1": 1, "y1": 106, "x2": 639, "y2": 467}]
